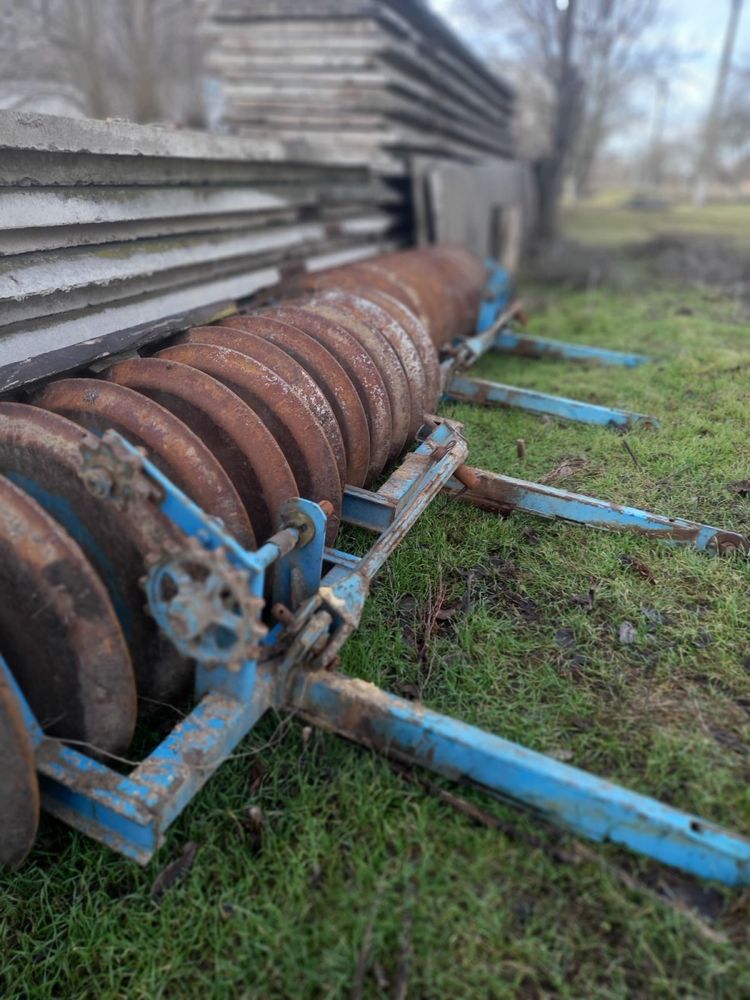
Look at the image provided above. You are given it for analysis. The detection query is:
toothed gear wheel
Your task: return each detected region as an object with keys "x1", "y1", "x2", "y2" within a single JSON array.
[{"x1": 145, "y1": 540, "x2": 267, "y2": 669}]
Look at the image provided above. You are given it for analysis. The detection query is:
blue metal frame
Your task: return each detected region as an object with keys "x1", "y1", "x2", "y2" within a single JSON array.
[
  {"x1": 476, "y1": 259, "x2": 514, "y2": 334},
  {"x1": 5, "y1": 417, "x2": 749, "y2": 882},
  {"x1": 448, "y1": 260, "x2": 654, "y2": 428},
  {"x1": 445, "y1": 374, "x2": 658, "y2": 429},
  {"x1": 289, "y1": 671, "x2": 750, "y2": 885},
  {"x1": 493, "y1": 329, "x2": 650, "y2": 368},
  {"x1": 444, "y1": 467, "x2": 749, "y2": 555}
]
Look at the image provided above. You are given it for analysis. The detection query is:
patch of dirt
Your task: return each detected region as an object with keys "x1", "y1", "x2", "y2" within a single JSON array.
[
  {"x1": 636, "y1": 233, "x2": 750, "y2": 290},
  {"x1": 525, "y1": 232, "x2": 750, "y2": 303}
]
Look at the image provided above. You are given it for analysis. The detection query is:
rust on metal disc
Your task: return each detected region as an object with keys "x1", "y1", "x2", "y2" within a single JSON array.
[
  {"x1": 107, "y1": 357, "x2": 295, "y2": 544},
  {"x1": 358, "y1": 286, "x2": 440, "y2": 412},
  {"x1": 265, "y1": 304, "x2": 392, "y2": 482},
  {"x1": 425, "y1": 246, "x2": 485, "y2": 337},
  {"x1": 33, "y1": 378, "x2": 254, "y2": 549},
  {"x1": 0, "y1": 474, "x2": 136, "y2": 754},
  {"x1": 304, "y1": 262, "x2": 424, "y2": 327},
  {"x1": 181, "y1": 326, "x2": 347, "y2": 488},
  {"x1": 377, "y1": 254, "x2": 456, "y2": 347},
  {"x1": 158, "y1": 343, "x2": 342, "y2": 544},
  {"x1": 321, "y1": 259, "x2": 436, "y2": 346},
  {"x1": 304, "y1": 292, "x2": 411, "y2": 463},
  {"x1": 223, "y1": 314, "x2": 370, "y2": 488},
  {"x1": 0, "y1": 669, "x2": 39, "y2": 868},
  {"x1": 330, "y1": 290, "x2": 427, "y2": 437},
  {"x1": 0, "y1": 402, "x2": 193, "y2": 706}
]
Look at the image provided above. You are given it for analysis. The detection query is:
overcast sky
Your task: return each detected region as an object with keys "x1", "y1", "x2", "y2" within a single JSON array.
[{"x1": 430, "y1": 0, "x2": 749, "y2": 152}]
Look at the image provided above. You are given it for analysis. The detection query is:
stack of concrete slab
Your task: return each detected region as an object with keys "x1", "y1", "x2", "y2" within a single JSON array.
[
  {"x1": 0, "y1": 111, "x2": 401, "y2": 393},
  {"x1": 206, "y1": 0, "x2": 515, "y2": 176}
]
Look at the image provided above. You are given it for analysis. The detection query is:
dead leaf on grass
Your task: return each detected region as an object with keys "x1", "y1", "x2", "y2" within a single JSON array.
[
  {"x1": 620, "y1": 553, "x2": 656, "y2": 583},
  {"x1": 538, "y1": 456, "x2": 588, "y2": 485},
  {"x1": 522, "y1": 525, "x2": 541, "y2": 546},
  {"x1": 248, "y1": 758, "x2": 268, "y2": 795},
  {"x1": 151, "y1": 841, "x2": 198, "y2": 901}
]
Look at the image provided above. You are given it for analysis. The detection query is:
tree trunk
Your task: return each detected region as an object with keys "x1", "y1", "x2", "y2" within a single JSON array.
[
  {"x1": 693, "y1": 0, "x2": 744, "y2": 205},
  {"x1": 533, "y1": 0, "x2": 579, "y2": 247}
]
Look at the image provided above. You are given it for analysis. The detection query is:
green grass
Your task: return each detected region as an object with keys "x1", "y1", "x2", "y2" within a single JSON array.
[
  {"x1": 563, "y1": 198, "x2": 750, "y2": 248},
  {"x1": 3, "y1": 281, "x2": 750, "y2": 998}
]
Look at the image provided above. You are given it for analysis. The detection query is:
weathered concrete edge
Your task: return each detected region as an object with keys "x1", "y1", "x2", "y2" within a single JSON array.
[{"x1": 0, "y1": 111, "x2": 372, "y2": 168}]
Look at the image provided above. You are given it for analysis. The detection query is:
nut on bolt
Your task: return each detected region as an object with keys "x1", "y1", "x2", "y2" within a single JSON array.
[{"x1": 81, "y1": 467, "x2": 113, "y2": 499}]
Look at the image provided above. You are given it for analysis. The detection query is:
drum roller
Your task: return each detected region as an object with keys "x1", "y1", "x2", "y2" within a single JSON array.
[{"x1": 0, "y1": 244, "x2": 485, "y2": 866}]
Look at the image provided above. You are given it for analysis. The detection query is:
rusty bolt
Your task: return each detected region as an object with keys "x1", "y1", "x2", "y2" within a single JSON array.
[
  {"x1": 454, "y1": 465, "x2": 480, "y2": 491},
  {"x1": 81, "y1": 468, "x2": 113, "y2": 499},
  {"x1": 272, "y1": 602, "x2": 295, "y2": 626},
  {"x1": 319, "y1": 499, "x2": 334, "y2": 518}
]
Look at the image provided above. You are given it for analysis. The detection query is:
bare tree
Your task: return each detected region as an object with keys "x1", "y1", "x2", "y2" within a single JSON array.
[
  {"x1": 0, "y1": 0, "x2": 209, "y2": 125},
  {"x1": 447, "y1": 0, "x2": 663, "y2": 243},
  {"x1": 710, "y1": 62, "x2": 750, "y2": 189},
  {"x1": 693, "y1": 0, "x2": 745, "y2": 205}
]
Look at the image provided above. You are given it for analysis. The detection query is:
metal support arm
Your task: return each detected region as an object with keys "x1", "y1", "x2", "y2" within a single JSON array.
[
  {"x1": 445, "y1": 374, "x2": 658, "y2": 429},
  {"x1": 494, "y1": 330, "x2": 650, "y2": 367},
  {"x1": 287, "y1": 670, "x2": 750, "y2": 885},
  {"x1": 445, "y1": 468, "x2": 749, "y2": 554}
]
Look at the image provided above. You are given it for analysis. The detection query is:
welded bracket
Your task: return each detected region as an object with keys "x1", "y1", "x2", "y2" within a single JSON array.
[{"x1": 317, "y1": 417, "x2": 469, "y2": 667}]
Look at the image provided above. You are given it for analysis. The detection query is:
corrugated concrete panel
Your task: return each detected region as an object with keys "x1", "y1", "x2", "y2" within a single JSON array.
[
  {"x1": 205, "y1": 0, "x2": 516, "y2": 176},
  {"x1": 0, "y1": 111, "x2": 401, "y2": 392}
]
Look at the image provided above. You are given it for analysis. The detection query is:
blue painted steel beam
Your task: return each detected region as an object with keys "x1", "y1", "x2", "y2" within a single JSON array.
[
  {"x1": 36, "y1": 676, "x2": 274, "y2": 864},
  {"x1": 445, "y1": 375, "x2": 658, "y2": 429},
  {"x1": 288, "y1": 670, "x2": 750, "y2": 885},
  {"x1": 476, "y1": 260, "x2": 513, "y2": 334},
  {"x1": 494, "y1": 330, "x2": 649, "y2": 367},
  {"x1": 445, "y1": 468, "x2": 749, "y2": 554},
  {"x1": 342, "y1": 485, "x2": 397, "y2": 532}
]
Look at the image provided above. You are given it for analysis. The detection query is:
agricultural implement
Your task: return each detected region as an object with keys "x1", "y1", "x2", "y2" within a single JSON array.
[{"x1": 1, "y1": 245, "x2": 748, "y2": 884}]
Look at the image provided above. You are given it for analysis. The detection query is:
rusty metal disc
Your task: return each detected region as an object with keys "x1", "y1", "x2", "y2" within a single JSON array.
[
  {"x1": 431, "y1": 244, "x2": 488, "y2": 296},
  {"x1": 426, "y1": 246, "x2": 486, "y2": 336},
  {"x1": 337, "y1": 256, "x2": 441, "y2": 346},
  {"x1": 0, "y1": 474, "x2": 136, "y2": 754},
  {"x1": 0, "y1": 402, "x2": 193, "y2": 707},
  {"x1": 419, "y1": 251, "x2": 474, "y2": 339},
  {"x1": 304, "y1": 291, "x2": 412, "y2": 463},
  {"x1": 335, "y1": 290, "x2": 428, "y2": 436},
  {"x1": 376, "y1": 253, "x2": 457, "y2": 347},
  {"x1": 304, "y1": 262, "x2": 440, "y2": 410},
  {"x1": 157, "y1": 343, "x2": 342, "y2": 544},
  {"x1": 222, "y1": 314, "x2": 370, "y2": 488},
  {"x1": 265, "y1": 304, "x2": 392, "y2": 482},
  {"x1": 180, "y1": 326, "x2": 347, "y2": 489},
  {"x1": 357, "y1": 287, "x2": 440, "y2": 412},
  {"x1": 0, "y1": 668, "x2": 39, "y2": 868},
  {"x1": 106, "y1": 357, "x2": 295, "y2": 544},
  {"x1": 33, "y1": 378, "x2": 254, "y2": 550},
  {"x1": 304, "y1": 263, "x2": 425, "y2": 326}
]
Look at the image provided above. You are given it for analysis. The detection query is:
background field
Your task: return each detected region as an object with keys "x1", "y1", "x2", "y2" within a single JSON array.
[{"x1": 2, "y1": 204, "x2": 750, "y2": 999}]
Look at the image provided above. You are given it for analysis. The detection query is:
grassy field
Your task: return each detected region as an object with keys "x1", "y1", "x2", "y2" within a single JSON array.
[
  {"x1": 563, "y1": 196, "x2": 750, "y2": 248},
  {"x1": 3, "y1": 256, "x2": 750, "y2": 997}
]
